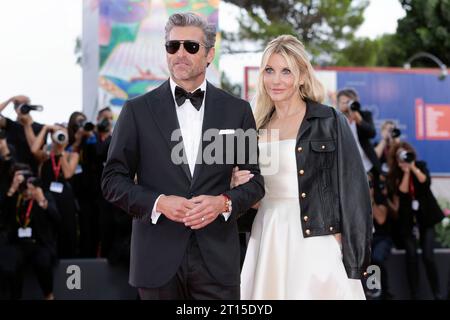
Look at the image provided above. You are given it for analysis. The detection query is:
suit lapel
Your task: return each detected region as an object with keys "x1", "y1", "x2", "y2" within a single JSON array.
[{"x1": 146, "y1": 80, "x2": 192, "y2": 182}]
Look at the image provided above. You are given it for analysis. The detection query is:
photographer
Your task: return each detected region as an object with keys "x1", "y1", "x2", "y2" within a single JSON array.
[
  {"x1": 0, "y1": 130, "x2": 17, "y2": 299},
  {"x1": 366, "y1": 172, "x2": 394, "y2": 300},
  {"x1": 67, "y1": 111, "x2": 99, "y2": 257},
  {"x1": 387, "y1": 142, "x2": 444, "y2": 299},
  {"x1": 0, "y1": 120, "x2": 15, "y2": 166},
  {"x1": 337, "y1": 88, "x2": 384, "y2": 210},
  {"x1": 0, "y1": 95, "x2": 45, "y2": 174},
  {"x1": 31, "y1": 124, "x2": 79, "y2": 258},
  {"x1": 2, "y1": 164, "x2": 60, "y2": 300},
  {"x1": 94, "y1": 107, "x2": 130, "y2": 263},
  {"x1": 337, "y1": 88, "x2": 380, "y2": 173},
  {"x1": 0, "y1": 131, "x2": 15, "y2": 239},
  {"x1": 375, "y1": 120, "x2": 401, "y2": 173}
]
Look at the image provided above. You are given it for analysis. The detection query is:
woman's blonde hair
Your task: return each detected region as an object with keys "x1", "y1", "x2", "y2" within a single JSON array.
[{"x1": 254, "y1": 35, "x2": 325, "y2": 129}]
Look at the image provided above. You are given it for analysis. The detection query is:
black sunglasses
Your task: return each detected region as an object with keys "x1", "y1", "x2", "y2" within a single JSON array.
[{"x1": 165, "y1": 40, "x2": 209, "y2": 55}]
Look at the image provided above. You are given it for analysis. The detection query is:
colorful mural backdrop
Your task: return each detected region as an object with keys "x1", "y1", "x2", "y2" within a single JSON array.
[{"x1": 96, "y1": 0, "x2": 220, "y2": 111}]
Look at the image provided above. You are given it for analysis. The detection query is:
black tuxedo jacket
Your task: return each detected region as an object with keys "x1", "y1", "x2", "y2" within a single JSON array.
[{"x1": 101, "y1": 80, "x2": 265, "y2": 288}]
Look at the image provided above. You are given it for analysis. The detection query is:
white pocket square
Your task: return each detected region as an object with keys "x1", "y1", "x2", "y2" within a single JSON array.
[{"x1": 219, "y1": 129, "x2": 235, "y2": 135}]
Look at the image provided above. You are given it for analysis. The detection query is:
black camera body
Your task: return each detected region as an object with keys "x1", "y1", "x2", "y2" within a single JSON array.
[
  {"x1": 391, "y1": 127, "x2": 401, "y2": 138},
  {"x1": 16, "y1": 104, "x2": 43, "y2": 115},
  {"x1": 399, "y1": 150, "x2": 415, "y2": 163},
  {"x1": 97, "y1": 118, "x2": 110, "y2": 133},
  {"x1": 75, "y1": 120, "x2": 95, "y2": 132},
  {"x1": 349, "y1": 100, "x2": 361, "y2": 112},
  {"x1": 17, "y1": 170, "x2": 41, "y2": 193}
]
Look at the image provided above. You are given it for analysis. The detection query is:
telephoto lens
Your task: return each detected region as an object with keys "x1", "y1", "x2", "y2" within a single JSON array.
[
  {"x1": 83, "y1": 121, "x2": 95, "y2": 131},
  {"x1": 399, "y1": 150, "x2": 415, "y2": 163},
  {"x1": 75, "y1": 120, "x2": 95, "y2": 132},
  {"x1": 349, "y1": 100, "x2": 361, "y2": 112},
  {"x1": 391, "y1": 128, "x2": 401, "y2": 138},
  {"x1": 97, "y1": 118, "x2": 110, "y2": 132},
  {"x1": 17, "y1": 104, "x2": 44, "y2": 115},
  {"x1": 52, "y1": 130, "x2": 68, "y2": 145}
]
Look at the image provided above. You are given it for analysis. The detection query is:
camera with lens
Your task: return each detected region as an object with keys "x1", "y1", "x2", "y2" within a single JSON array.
[
  {"x1": 348, "y1": 100, "x2": 361, "y2": 112},
  {"x1": 15, "y1": 103, "x2": 44, "y2": 115},
  {"x1": 74, "y1": 120, "x2": 95, "y2": 132},
  {"x1": 391, "y1": 127, "x2": 401, "y2": 138},
  {"x1": 97, "y1": 118, "x2": 111, "y2": 133},
  {"x1": 17, "y1": 170, "x2": 41, "y2": 193},
  {"x1": 52, "y1": 130, "x2": 68, "y2": 145},
  {"x1": 398, "y1": 150, "x2": 415, "y2": 163}
]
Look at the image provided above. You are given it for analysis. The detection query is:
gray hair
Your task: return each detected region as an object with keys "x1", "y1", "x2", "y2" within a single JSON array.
[
  {"x1": 165, "y1": 12, "x2": 216, "y2": 50},
  {"x1": 337, "y1": 87, "x2": 359, "y2": 101}
]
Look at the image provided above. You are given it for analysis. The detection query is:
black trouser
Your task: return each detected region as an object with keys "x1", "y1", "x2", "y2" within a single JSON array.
[
  {"x1": 138, "y1": 234, "x2": 240, "y2": 300},
  {"x1": 403, "y1": 226, "x2": 441, "y2": 299},
  {"x1": 98, "y1": 197, "x2": 115, "y2": 258},
  {"x1": 371, "y1": 234, "x2": 393, "y2": 299},
  {"x1": 369, "y1": 167, "x2": 383, "y2": 203},
  {"x1": 78, "y1": 195, "x2": 99, "y2": 258},
  {"x1": 0, "y1": 245, "x2": 19, "y2": 300},
  {"x1": 3, "y1": 241, "x2": 54, "y2": 299},
  {"x1": 239, "y1": 233, "x2": 248, "y2": 269},
  {"x1": 54, "y1": 194, "x2": 78, "y2": 258}
]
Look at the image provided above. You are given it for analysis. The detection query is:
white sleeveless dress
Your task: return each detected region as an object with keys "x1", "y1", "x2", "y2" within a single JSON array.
[{"x1": 241, "y1": 139, "x2": 366, "y2": 300}]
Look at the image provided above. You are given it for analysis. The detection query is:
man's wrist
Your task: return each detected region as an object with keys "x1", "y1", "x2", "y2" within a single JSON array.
[
  {"x1": 221, "y1": 194, "x2": 232, "y2": 213},
  {"x1": 155, "y1": 195, "x2": 165, "y2": 213}
]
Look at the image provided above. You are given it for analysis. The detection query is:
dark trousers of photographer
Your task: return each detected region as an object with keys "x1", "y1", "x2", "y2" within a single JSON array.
[
  {"x1": 40, "y1": 158, "x2": 78, "y2": 258},
  {"x1": 397, "y1": 192, "x2": 444, "y2": 299},
  {"x1": 0, "y1": 244, "x2": 18, "y2": 299},
  {"x1": 0, "y1": 241, "x2": 54, "y2": 300}
]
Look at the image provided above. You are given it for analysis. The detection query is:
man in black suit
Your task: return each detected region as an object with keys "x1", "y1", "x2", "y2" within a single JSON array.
[{"x1": 101, "y1": 12, "x2": 264, "y2": 300}]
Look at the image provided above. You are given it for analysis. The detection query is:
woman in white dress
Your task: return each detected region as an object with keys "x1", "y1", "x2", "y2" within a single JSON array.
[{"x1": 233, "y1": 35, "x2": 372, "y2": 300}]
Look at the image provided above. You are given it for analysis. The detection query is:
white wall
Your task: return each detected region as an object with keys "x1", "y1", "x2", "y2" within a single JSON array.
[{"x1": 0, "y1": 0, "x2": 82, "y2": 125}]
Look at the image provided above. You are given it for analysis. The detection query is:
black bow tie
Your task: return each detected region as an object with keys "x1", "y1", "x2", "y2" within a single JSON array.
[{"x1": 175, "y1": 86, "x2": 205, "y2": 110}]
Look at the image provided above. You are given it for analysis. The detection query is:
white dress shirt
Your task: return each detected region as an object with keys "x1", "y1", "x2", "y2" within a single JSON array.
[
  {"x1": 171, "y1": 78, "x2": 206, "y2": 176},
  {"x1": 150, "y1": 78, "x2": 230, "y2": 224}
]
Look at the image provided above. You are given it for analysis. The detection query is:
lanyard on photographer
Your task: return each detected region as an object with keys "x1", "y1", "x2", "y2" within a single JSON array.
[
  {"x1": 15, "y1": 194, "x2": 34, "y2": 228},
  {"x1": 50, "y1": 151, "x2": 62, "y2": 181}
]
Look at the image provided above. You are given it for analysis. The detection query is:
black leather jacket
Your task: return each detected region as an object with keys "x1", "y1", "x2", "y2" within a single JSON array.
[{"x1": 294, "y1": 100, "x2": 372, "y2": 279}]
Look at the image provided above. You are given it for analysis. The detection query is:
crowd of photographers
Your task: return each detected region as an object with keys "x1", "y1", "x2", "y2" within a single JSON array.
[
  {"x1": 0, "y1": 90, "x2": 447, "y2": 300},
  {"x1": 0, "y1": 95, "x2": 132, "y2": 299},
  {"x1": 336, "y1": 88, "x2": 445, "y2": 300}
]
